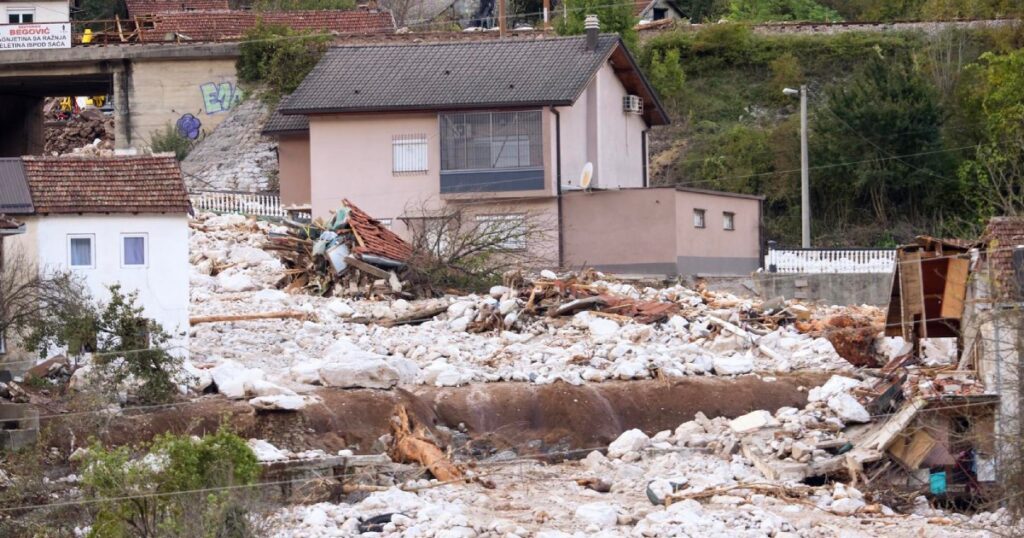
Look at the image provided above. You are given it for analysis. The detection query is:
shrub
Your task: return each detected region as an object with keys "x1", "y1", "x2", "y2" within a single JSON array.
[
  {"x1": 237, "y1": 23, "x2": 330, "y2": 104},
  {"x1": 149, "y1": 123, "x2": 193, "y2": 161},
  {"x1": 82, "y1": 429, "x2": 261, "y2": 538}
]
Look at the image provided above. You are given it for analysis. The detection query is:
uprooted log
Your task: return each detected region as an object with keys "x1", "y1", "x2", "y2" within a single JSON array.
[
  {"x1": 189, "y1": 311, "x2": 315, "y2": 325},
  {"x1": 388, "y1": 405, "x2": 463, "y2": 482}
]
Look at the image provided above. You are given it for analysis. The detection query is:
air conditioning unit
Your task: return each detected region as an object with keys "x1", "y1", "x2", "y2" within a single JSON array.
[{"x1": 623, "y1": 95, "x2": 643, "y2": 114}]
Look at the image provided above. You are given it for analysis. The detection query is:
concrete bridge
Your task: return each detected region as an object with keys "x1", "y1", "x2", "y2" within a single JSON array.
[{"x1": 1, "y1": 42, "x2": 242, "y2": 156}]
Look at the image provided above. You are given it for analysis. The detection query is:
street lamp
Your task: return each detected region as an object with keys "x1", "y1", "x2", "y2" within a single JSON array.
[{"x1": 784, "y1": 85, "x2": 810, "y2": 248}]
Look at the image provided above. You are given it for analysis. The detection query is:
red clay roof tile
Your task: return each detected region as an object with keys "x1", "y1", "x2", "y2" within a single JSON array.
[
  {"x1": 21, "y1": 155, "x2": 190, "y2": 215},
  {"x1": 343, "y1": 198, "x2": 412, "y2": 262}
]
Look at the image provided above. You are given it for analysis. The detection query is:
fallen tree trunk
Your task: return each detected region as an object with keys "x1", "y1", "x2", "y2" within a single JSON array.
[
  {"x1": 389, "y1": 405, "x2": 463, "y2": 482},
  {"x1": 189, "y1": 311, "x2": 314, "y2": 326}
]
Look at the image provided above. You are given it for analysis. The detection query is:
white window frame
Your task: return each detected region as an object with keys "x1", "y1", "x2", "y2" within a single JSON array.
[
  {"x1": 121, "y1": 233, "x2": 149, "y2": 268},
  {"x1": 693, "y1": 209, "x2": 706, "y2": 229},
  {"x1": 392, "y1": 134, "x2": 428, "y2": 175},
  {"x1": 723, "y1": 211, "x2": 735, "y2": 231},
  {"x1": 68, "y1": 234, "x2": 95, "y2": 269},
  {"x1": 476, "y1": 214, "x2": 527, "y2": 251},
  {"x1": 7, "y1": 7, "x2": 35, "y2": 23}
]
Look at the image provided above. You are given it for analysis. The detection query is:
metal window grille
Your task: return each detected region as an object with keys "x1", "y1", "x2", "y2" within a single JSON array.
[
  {"x1": 723, "y1": 211, "x2": 735, "y2": 231},
  {"x1": 392, "y1": 134, "x2": 428, "y2": 174},
  {"x1": 693, "y1": 209, "x2": 706, "y2": 229},
  {"x1": 440, "y1": 111, "x2": 542, "y2": 171},
  {"x1": 476, "y1": 214, "x2": 527, "y2": 251}
]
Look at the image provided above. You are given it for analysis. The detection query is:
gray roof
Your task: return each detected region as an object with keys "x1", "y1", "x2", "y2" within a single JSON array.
[
  {"x1": 0, "y1": 158, "x2": 34, "y2": 215},
  {"x1": 262, "y1": 104, "x2": 310, "y2": 136},
  {"x1": 280, "y1": 35, "x2": 668, "y2": 125}
]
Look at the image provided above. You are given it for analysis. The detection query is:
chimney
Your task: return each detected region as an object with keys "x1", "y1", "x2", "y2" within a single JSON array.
[{"x1": 584, "y1": 14, "x2": 599, "y2": 51}]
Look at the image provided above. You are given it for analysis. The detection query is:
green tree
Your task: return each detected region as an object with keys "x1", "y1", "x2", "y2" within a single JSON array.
[
  {"x1": 75, "y1": 0, "x2": 126, "y2": 20},
  {"x1": 83, "y1": 429, "x2": 260, "y2": 538},
  {"x1": 958, "y1": 48, "x2": 1024, "y2": 218},
  {"x1": 728, "y1": 0, "x2": 842, "y2": 22},
  {"x1": 676, "y1": 0, "x2": 730, "y2": 21},
  {"x1": 813, "y1": 51, "x2": 950, "y2": 227},
  {"x1": 555, "y1": 0, "x2": 638, "y2": 50},
  {"x1": 646, "y1": 48, "x2": 685, "y2": 107},
  {"x1": 237, "y1": 23, "x2": 331, "y2": 104}
]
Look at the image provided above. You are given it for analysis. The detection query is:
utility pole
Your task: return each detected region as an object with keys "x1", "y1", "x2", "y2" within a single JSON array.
[
  {"x1": 784, "y1": 85, "x2": 810, "y2": 248},
  {"x1": 497, "y1": 0, "x2": 506, "y2": 37},
  {"x1": 543, "y1": 0, "x2": 550, "y2": 29},
  {"x1": 799, "y1": 84, "x2": 810, "y2": 248}
]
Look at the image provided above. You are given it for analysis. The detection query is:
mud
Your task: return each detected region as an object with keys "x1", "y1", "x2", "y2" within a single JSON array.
[{"x1": 61, "y1": 373, "x2": 829, "y2": 455}]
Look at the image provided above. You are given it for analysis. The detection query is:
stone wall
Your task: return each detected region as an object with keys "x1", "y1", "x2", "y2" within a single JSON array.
[{"x1": 753, "y1": 272, "x2": 893, "y2": 307}]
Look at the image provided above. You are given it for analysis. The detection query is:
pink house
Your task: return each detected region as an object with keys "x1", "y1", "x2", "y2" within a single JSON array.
[{"x1": 265, "y1": 29, "x2": 764, "y2": 276}]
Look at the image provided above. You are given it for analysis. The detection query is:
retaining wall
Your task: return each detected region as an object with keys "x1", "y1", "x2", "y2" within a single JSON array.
[{"x1": 753, "y1": 271, "x2": 893, "y2": 307}]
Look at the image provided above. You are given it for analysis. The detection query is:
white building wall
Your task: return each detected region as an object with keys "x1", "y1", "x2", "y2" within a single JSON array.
[
  {"x1": 34, "y1": 214, "x2": 190, "y2": 355},
  {"x1": 596, "y1": 62, "x2": 648, "y2": 189},
  {"x1": 2, "y1": 1, "x2": 69, "y2": 23}
]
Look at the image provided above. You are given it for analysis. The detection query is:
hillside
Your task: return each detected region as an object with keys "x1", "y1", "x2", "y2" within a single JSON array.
[{"x1": 637, "y1": 21, "x2": 1024, "y2": 246}]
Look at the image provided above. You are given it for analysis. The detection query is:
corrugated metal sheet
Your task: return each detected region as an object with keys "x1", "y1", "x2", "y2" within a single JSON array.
[{"x1": 0, "y1": 158, "x2": 34, "y2": 215}]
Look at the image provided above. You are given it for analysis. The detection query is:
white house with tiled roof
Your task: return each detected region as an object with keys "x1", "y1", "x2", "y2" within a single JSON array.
[{"x1": 0, "y1": 155, "x2": 191, "y2": 363}]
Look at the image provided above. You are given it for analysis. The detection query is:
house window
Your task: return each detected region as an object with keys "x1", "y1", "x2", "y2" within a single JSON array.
[
  {"x1": 723, "y1": 212, "x2": 735, "y2": 231},
  {"x1": 122, "y1": 233, "x2": 148, "y2": 267},
  {"x1": 476, "y1": 214, "x2": 527, "y2": 251},
  {"x1": 693, "y1": 209, "x2": 706, "y2": 229},
  {"x1": 440, "y1": 111, "x2": 542, "y2": 171},
  {"x1": 8, "y1": 8, "x2": 34, "y2": 23},
  {"x1": 392, "y1": 134, "x2": 428, "y2": 174},
  {"x1": 68, "y1": 234, "x2": 95, "y2": 268}
]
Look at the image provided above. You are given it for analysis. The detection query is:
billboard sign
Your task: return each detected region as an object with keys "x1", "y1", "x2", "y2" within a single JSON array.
[{"x1": 0, "y1": 23, "x2": 72, "y2": 51}]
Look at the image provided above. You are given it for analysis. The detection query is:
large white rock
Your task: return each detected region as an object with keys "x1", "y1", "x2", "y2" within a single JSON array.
[
  {"x1": 244, "y1": 379, "x2": 296, "y2": 398},
  {"x1": 248, "y1": 439, "x2": 288, "y2": 462},
  {"x1": 319, "y1": 358, "x2": 399, "y2": 389},
  {"x1": 607, "y1": 428, "x2": 650, "y2": 459},
  {"x1": 326, "y1": 299, "x2": 355, "y2": 317},
  {"x1": 712, "y1": 355, "x2": 754, "y2": 375},
  {"x1": 216, "y1": 272, "x2": 257, "y2": 292},
  {"x1": 574, "y1": 502, "x2": 619, "y2": 527},
  {"x1": 827, "y1": 393, "x2": 870, "y2": 423},
  {"x1": 587, "y1": 316, "x2": 620, "y2": 341},
  {"x1": 808, "y1": 375, "x2": 861, "y2": 403},
  {"x1": 830, "y1": 497, "x2": 866, "y2": 515},
  {"x1": 210, "y1": 360, "x2": 266, "y2": 399},
  {"x1": 729, "y1": 410, "x2": 780, "y2": 434},
  {"x1": 229, "y1": 246, "x2": 273, "y2": 266},
  {"x1": 249, "y1": 394, "x2": 312, "y2": 411}
]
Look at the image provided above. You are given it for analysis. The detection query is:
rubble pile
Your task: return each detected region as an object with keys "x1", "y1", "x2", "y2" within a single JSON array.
[
  {"x1": 44, "y1": 110, "x2": 114, "y2": 155},
  {"x1": 265, "y1": 199, "x2": 413, "y2": 297},
  {"x1": 188, "y1": 212, "x2": 860, "y2": 392}
]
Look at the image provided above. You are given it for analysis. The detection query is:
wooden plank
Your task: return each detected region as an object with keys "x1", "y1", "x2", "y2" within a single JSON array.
[
  {"x1": 344, "y1": 255, "x2": 390, "y2": 280},
  {"x1": 940, "y1": 257, "x2": 970, "y2": 319},
  {"x1": 899, "y1": 251, "x2": 924, "y2": 339}
]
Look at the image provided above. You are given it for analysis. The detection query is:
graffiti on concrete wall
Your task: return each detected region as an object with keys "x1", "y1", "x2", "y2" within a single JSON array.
[
  {"x1": 199, "y1": 82, "x2": 243, "y2": 115},
  {"x1": 176, "y1": 113, "x2": 202, "y2": 140}
]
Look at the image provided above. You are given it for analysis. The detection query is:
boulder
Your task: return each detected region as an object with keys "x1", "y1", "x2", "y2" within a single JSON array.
[
  {"x1": 827, "y1": 393, "x2": 870, "y2": 423},
  {"x1": 216, "y1": 272, "x2": 257, "y2": 292},
  {"x1": 574, "y1": 502, "x2": 619, "y2": 527},
  {"x1": 729, "y1": 410, "x2": 779, "y2": 434},
  {"x1": 712, "y1": 355, "x2": 753, "y2": 375},
  {"x1": 319, "y1": 358, "x2": 399, "y2": 389},
  {"x1": 607, "y1": 428, "x2": 650, "y2": 459}
]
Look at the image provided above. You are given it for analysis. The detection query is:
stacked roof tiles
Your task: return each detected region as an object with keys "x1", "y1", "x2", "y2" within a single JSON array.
[
  {"x1": 143, "y1": 9, "x2": 395, "y2": 41},
  {"x1": 20, "y1": 155, "x2": 190, "y2": 215},
  {"x1": 343, "y1": 199, "x2": 412, "y2": 262}
]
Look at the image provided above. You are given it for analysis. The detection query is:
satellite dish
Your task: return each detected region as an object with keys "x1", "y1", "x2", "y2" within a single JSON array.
[{"x1": 580, "y1": 162, "x2": 593, "y2": 191}]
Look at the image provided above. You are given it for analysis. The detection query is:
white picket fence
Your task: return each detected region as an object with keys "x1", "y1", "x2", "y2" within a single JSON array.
[
  {"x1": 765, "y1": 248, "x2": 896, "y2": 274},
  {"x1": 190, "y1": 191, "x2": 302, "y2": 220}
]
